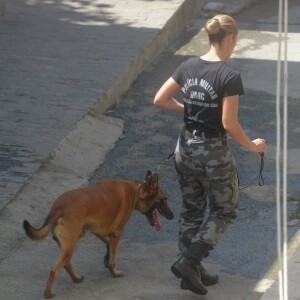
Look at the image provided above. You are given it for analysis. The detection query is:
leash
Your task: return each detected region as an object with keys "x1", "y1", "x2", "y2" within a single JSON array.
[
  {"x1": 154, "y1": 152, "x2": 175, "y2": 174},
  {"x1": 237, "y1": 152, "x2": 265, "y2": 190},
  {"x1": 154, "y1": 151, "x2": 265, "y2": 190}
]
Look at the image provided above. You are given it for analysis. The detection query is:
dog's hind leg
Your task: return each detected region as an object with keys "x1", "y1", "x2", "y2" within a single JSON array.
[
  {"x1": 44, "y1": 224, "x2": 82, "y2": 298},
  {"x1": 44, "y1": 244, "x2": 76, "y2": 298},
  {"x1": 52, "y1": 232, "x2": 84, "y2": 284},
  {"x1": 64, "y1": 262, "x2": 84, "y2": 283}
]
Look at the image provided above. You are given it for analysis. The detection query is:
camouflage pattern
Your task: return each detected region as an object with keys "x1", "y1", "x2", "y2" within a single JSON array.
[{"x1": 174, "y1": 127, "x2": 239, "y2": 254}]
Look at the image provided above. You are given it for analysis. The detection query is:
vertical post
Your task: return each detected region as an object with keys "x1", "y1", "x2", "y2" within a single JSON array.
[{"x1": 0, "y1": 0, "x2": 6, "y2": 16}]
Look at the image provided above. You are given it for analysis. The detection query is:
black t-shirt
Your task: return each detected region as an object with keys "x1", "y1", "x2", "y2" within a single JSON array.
[{"x1": 172, "y1": 57, "x2": 244, "y2": 134}]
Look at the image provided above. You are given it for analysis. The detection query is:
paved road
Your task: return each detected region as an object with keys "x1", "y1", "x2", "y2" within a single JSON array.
[
  {"x1": 90, "y1": 0, "x2": 300, "y2": 295},
  {"x1": 91, "y1": 0, "x2": 300, "y2": 269},
  {"x1": 0, "y1": 0, "x2": 299, "y2": 299},
  {"x1": 0, "y1": 0, "x2": 200, "y2": 210}
]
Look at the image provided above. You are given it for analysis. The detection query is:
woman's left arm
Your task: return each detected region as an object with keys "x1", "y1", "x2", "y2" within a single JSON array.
[
  {"x1": 222, "y1": 95, "x2": 266, "y2": 153},
  {"x1": 153, "y1": 77, "x2": 184, "y2": 113}
]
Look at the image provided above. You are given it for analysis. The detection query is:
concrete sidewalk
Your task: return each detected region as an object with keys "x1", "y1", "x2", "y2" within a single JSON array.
[{"x1": 1, "y1": 0, "x2": 299, "y2": 299}]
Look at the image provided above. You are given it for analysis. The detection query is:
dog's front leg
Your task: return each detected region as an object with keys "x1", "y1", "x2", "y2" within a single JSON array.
[
  {"x1": 104, "y1": 245, "x2": 109, "y2": 268},
  {"x1": 108, "y1": 233, "x2": 124, "y2": 277}
]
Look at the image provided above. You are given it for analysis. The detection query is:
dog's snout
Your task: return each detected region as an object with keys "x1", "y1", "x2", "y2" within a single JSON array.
[
  {"x1": 158, "y1": 199, "x2": 174, "y2": 220},
  {"x1": 166, "y1": 209, "x2": 174, "y2": 220}
]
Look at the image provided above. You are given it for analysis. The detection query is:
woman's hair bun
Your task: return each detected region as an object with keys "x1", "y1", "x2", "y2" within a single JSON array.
[
  {"x1": 205, "y1": 18, "x2": 221, "y2": 35},
  {"x1": 205, "y1": 15, "x2": 238, "y2": 39}
]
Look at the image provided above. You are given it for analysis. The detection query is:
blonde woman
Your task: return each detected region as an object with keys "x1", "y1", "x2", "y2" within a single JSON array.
[{"x1": 154, "y1": 14, "x2": 266, "y2": 295}]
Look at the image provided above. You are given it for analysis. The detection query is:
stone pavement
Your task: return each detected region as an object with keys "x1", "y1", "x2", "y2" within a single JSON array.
[{"x1": 1, "y1": 0, "x2": 299, "y2": 299}]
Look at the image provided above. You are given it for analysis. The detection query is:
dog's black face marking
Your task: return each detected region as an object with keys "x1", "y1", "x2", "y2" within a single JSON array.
[
  {"x1": 142, "y1": 170, "x2": 174, "y2": 226},
  {"x1": 145, "y1": 199, "x2": 174, "y2": 226},
  {"x1": 146, "y1": 208, "x2": 156, "y2": 226},
  {"x1": 156, "y1": 199, "x2": 174, "y2": 220}
]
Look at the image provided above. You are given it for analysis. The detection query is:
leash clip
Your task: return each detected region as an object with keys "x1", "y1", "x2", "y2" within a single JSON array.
[{"x1": 155, "y1": 152, "x2": 175, "y2": 175}]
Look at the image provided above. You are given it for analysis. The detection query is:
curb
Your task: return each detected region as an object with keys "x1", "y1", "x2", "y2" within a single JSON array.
[{"x1": 90, "y1": 0, "x2": 205, "y2": 116}]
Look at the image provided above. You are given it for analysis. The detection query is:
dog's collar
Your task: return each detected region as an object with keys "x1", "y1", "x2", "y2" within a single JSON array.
[
  {"x1": 136, "y1": 181, "x2": 146, "y2": 204},
  {"x1": 136, "y1": 179, "x2": 147, "y2": 195}
]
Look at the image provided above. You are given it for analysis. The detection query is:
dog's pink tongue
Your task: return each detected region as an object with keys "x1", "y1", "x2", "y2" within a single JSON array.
[{"x1": 153, "y1": 210, "x2": 161, "y2": 231}]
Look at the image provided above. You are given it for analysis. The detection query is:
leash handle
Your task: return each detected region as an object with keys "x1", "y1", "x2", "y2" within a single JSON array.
[{"x1": 258, "y1": 152, "x2": 265, "y2": 186}]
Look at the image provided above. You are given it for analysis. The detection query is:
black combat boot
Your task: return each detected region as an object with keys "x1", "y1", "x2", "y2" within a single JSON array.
[
  {"x1": 171, "y1": 242, "x2": 211, "y2": 295},
  {"x1": 171, "y1": 256, "x2": 208, "y2": 295},
  {"x1": 180, "y1": 263, "x2": 218, "y2": 289}
]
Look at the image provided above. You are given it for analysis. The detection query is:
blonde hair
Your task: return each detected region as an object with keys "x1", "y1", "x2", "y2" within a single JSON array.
[{"x1": 205, "y1": 14, "x2": 238, "y2": 43}]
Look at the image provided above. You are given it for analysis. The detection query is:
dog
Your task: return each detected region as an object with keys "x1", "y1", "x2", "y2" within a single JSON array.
[{"x1": 23, "y1": 171, "x2": 174, "y2": 298}]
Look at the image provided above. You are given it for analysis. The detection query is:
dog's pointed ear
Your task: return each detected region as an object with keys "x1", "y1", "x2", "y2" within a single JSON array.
[
  {"x1": 149, "y1": 172, "x2": 158, "y2": 190},
  {"x1": 145, "y1": 170, "x2": 152, "y2": 182}
]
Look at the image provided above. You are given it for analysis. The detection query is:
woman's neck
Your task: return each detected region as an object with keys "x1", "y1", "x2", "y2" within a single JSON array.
[{"x1": 201, "y1": 44, "x2": 228, "y2": 62}]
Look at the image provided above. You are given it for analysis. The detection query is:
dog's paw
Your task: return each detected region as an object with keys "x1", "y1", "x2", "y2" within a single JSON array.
[
  {"x1": 111, "y1": 269, "x2": 124, "y2": 277},
  {"x1": 73, "y1": 275, "x2": 84, "y2": 283},
  {"x1": 44, "y1": 290, "x2": 55, "y2": 298}
]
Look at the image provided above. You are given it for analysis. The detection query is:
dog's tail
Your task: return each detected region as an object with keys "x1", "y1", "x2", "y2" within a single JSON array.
[{"x1": 23, "y1": 215, "x2": 52, "y2": 241}]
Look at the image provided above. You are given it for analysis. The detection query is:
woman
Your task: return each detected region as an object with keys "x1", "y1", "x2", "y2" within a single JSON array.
[{"x1": 153, "y1": 14, "x2": 266, "y2": 295}]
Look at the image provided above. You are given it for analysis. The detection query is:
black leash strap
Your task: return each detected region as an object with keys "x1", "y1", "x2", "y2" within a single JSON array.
[
  {"x1": 238, "y1": 153, "x2": 265, "y2": 190},
  {"x1": 155, "y1": 152, "x2": 175, "y2": 174},
  {"x1": 156, "y1": 152, "x2": 265, "y2": 191}
]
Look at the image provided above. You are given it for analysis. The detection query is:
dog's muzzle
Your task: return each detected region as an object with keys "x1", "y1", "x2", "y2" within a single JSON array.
[{"x1": 145, "y1": 199, "x2": 174, "y2": 228}]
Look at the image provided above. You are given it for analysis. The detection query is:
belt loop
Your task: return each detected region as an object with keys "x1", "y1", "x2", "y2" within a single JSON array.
[
  {"x1": 201, "y1": 132, "x2": 205, "y2": 140},
  {"x1": 192, "y1": 129, "x2": 200, "y2": 138}
]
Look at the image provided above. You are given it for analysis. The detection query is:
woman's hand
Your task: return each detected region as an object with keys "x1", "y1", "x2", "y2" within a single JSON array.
[{"x1": 251, "y1": 138, "x2": 266, "y2": 154}]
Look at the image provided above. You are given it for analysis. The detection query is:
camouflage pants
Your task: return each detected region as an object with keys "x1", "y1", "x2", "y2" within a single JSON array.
[{"x1": 174, "y1": 127, "x2": 239, "y2": 254}]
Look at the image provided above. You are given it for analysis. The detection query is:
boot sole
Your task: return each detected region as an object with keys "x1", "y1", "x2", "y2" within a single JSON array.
[
  {"x1": 203, "y1": 277, "x2": 218, "y2": 286},
  {"x1": 181, "y1": 277, "x2": 218, "y2": 289},
  {"x1": 171, "y1": 262, "x2": 207, "y2": 295}
]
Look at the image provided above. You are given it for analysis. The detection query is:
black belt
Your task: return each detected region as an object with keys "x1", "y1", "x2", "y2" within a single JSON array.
[{"x1": 185, "y1": 126, "x2": 225, "y2": 139}]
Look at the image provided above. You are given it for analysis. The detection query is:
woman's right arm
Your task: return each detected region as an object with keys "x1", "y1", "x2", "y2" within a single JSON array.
[
  {"x1": 153, "y1": 77, "x2": 184, "y2": 113},
  {"x1": 222, "y1": 95, "x2": 266, "y2": 153}
]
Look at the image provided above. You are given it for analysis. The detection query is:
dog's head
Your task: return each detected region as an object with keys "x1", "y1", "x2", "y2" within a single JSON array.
[{"x1": 137, "y1": 171, "x2": 174, "y2": 229}]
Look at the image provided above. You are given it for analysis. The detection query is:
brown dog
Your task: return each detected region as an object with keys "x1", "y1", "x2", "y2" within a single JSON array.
[{"x1": 23, "y1": 171, "x2": 174, "y2": 298}]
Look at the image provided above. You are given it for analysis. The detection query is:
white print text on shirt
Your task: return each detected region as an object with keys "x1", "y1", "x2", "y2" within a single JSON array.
[{"x1": 181, "y1": 78, "x2": 218, "y2": 101}]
